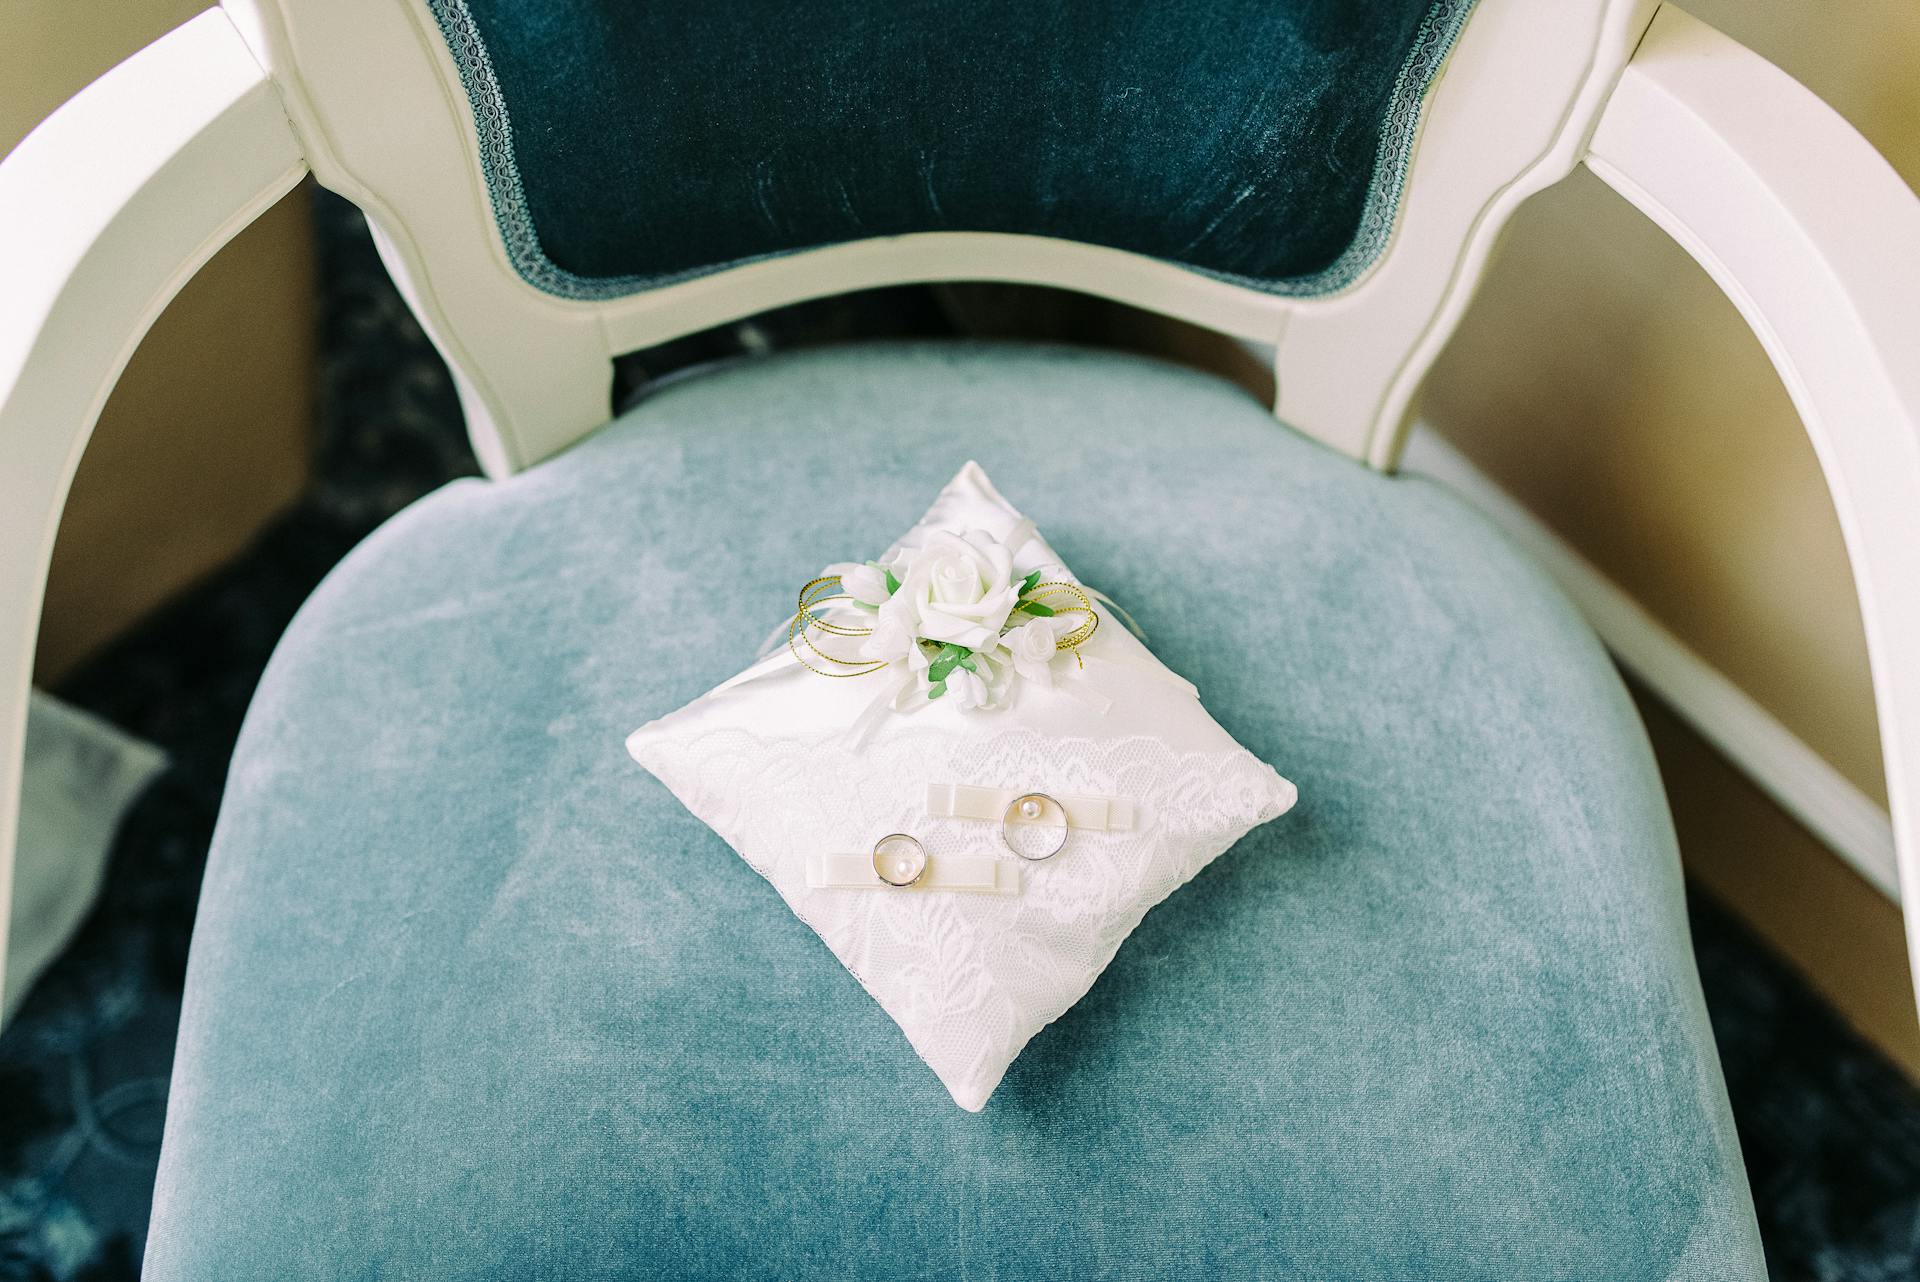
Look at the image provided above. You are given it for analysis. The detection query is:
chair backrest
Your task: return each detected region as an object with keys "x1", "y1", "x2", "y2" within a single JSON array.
[{"x1": 227, "y1": 0, "x2": 1653, "y2": 475}]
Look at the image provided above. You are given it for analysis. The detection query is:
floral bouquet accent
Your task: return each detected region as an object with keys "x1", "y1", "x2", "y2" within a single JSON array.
[
  {"x1": 803, "y1": 525, "x2": 1099, "y2": 709},
  {"x1": 749, "y1": 520, "x2": 1123, "y2": 749}
]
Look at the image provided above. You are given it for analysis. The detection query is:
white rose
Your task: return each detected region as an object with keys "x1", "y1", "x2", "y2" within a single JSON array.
[
  {"x1": 894, "y1": 632, "x2": 1009, "y2": 709},
  {"x1": 858, "y1": 607, "x2": 917, "y2": 665},
  {"x1": 894, "y1": 530, "x2": 1019, "y2": 651},
  {"x1": 825, "y1": 560, "x2": 896, "y2": 609},
  {"x1": 1002, "y1": 615, "x2": 1063, "y2": 687},
  {"x1": 945, "y1": 664, "x2": 991, "y2": 709}
]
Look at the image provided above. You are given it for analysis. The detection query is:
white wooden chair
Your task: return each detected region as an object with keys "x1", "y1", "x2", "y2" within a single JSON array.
[{"x1": 3, "y1": 1, "x2": 1918, "y2": 1274}]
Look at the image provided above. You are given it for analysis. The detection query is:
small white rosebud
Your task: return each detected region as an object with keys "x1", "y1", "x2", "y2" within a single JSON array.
[
  {"x1": 1004, "y1": 616, "x2": 1063, "y2": 688},
  {"x1": 947, "y1": 664, "x2": 992, "y2": 709},
  {"x1": 828, "y1": 561, "x2": 893, "y2": 608}
]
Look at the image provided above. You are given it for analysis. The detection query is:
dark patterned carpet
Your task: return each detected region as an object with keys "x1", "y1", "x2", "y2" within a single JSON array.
[{"x1": 2, "y1": 189, "x2": 1917, "y2": 1280}]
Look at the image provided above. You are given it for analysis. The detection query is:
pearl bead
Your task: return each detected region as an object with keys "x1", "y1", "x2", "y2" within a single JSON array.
[
  {"x1": 1003, "y1": 793, "x2": 1068, "y2": 861},
  {"x1": 873, "y1": 834, "x2": 927, "y2": 887}
]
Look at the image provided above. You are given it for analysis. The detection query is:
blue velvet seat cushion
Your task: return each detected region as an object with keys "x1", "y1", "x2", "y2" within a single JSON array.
[
  {"x1": 427, "y1": 0, "x2": 1475, "y2": 299},
  {"x1": 146, "y1": 343, "x2": 1765, "y2": 1280}
]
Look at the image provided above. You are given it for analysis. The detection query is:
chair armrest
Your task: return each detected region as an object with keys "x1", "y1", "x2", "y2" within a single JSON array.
[
  {"x1": 0, "y1": 8, "x2": 305, "y2": 1009},
  {"x1": 1584, "y1": 9, "x2": 1920, "y2": 957}
]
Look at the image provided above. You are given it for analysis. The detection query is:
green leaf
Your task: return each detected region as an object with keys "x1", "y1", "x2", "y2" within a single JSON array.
[
  {"x1": 1018, "y1": 600, "x2": 1055, "y2": 617},
  {"x1": 927, "y1": 680, "x2": 947, "y2": 700},
  {"x1": 927, "y1": 643, "x2": 970, "y2": 682},
  {"x1": 884, "y1": 567, "x2": 902, "y2": 595},
  {"x1": 956, "y1": 655, "x2": 977, "y2": 673},
  {"x1": 1018, "y1": 569, "x2": 1044, "y2": 596}
]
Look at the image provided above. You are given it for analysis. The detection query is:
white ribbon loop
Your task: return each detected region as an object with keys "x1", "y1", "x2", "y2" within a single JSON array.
[
  {"x1": 806, "y1": 852, "x2": 1020, "y2": 895},
  {"x1": 925, "y1": 783, "x2": 1136, "y2": 833}
]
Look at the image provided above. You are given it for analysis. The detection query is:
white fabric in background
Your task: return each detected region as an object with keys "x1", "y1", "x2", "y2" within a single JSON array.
[
  {"x1": 628, "y1": 463, "x2": 1296, "y2": 1110},
  {"x1": 4, "y1": 691, "x2": 165, "y2": 1025}
]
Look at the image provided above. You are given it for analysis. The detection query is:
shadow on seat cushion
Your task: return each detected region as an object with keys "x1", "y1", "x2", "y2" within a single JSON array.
[{"x1": 145, "y1": 343, "x2": 1765, "y2": 1280}]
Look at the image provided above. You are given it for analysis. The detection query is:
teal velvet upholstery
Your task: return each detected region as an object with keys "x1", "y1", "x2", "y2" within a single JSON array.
[
  {"x1": 426, "y1": 0, "x2": 1476, "y2": 299},
  {"x1": 145, "y1": 345, "x2": 1765, "y2": 1280}
]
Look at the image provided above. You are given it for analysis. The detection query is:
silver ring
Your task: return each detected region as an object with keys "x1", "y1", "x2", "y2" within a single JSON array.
[
  {"x1": 1001, "y1": 793, "x2": 1069, "y2": 862},
  {"x1": 872, "y1": 833, "x2": 928, "y2": 887}
]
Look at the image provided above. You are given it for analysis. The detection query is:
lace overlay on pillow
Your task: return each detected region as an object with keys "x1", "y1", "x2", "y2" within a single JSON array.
[{"x1": 631, "y1": 725, "x2": 1294, "y2": 1110}]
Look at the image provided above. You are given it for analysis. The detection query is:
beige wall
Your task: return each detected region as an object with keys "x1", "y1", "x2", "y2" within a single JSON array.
[
  {"x1": 6, "y1": 1, "x2": 313, "y2": 680},
  {"x1": 1423, "y1": 0, "x2": 1920, "y2": 1058}
]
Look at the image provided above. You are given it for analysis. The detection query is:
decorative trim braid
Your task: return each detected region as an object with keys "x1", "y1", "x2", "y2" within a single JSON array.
[{"x1": 421, "y1": 0, "x2": 1479, "y2": 303}]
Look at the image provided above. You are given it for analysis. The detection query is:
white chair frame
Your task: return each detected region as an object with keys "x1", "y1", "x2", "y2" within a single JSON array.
[{"x1": 1, "y1": 1, "x2": 1917, "y2": 1010}]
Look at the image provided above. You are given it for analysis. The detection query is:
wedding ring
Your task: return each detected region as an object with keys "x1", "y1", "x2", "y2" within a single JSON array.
[
  {"x1": 1001, "y1": 793, "x2": 1069, "y2": 862},
  {"x1": 872, "y1": 833, "x2": 929, "y2": 887}
]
